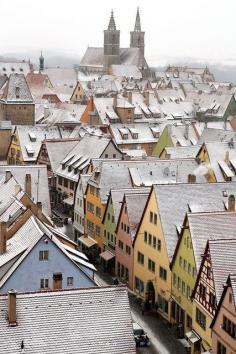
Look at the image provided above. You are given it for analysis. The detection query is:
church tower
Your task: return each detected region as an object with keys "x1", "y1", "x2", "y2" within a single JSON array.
[
  {"x1": 104, "y1": 11, "x2": 120, "y2": 68},
  {"x1": 130, "y1": 8, "x2": 145, "y2": 57},
  {"x1": 39, "y1": 51, "x2": 44, "y2": 71}
]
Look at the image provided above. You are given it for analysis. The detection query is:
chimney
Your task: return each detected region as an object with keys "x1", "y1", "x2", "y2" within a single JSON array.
[
  {"x1": 228, "y1": 194, "x2": 235, "y2": 212},
  {"x1": 113, "y1": 94, "x2": 117, "y2": 109},
  {"x1": 8, "y1": 290, "x2": 17, "y2": 326},
  {"x1": 128, "y1": 91, "x2": 132, "y2": 104},
  {"x1": 0, "y1": 222, "x2": 7, "y2": 255},
  {"x1": 224, "y1": 150, "x2": 229, "y2": 165},
  {"x1": 144, "y1": 91, "x2": 149, "y2": 106},
  {"x1": 14, "y1": 184, "x2": 21, "y2": 195},
  {"x1": 188, "y1": 174, "x2": 196, "y2": 183},
  {"x1": 25, "y1": 174, "x2": 31, "y2": 198},
  {"x1": 5, "y1": 170, "x2": 12, "y2": 182}
]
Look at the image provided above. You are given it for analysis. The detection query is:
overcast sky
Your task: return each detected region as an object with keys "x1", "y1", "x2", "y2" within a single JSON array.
[{"x1": 1, "y1": 0, "x2": 236, "y2": 66}]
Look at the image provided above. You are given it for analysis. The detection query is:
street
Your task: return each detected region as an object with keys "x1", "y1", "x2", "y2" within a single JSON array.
[{"x1": 95, "y1": 271, "x2": 185, "y2": 354}]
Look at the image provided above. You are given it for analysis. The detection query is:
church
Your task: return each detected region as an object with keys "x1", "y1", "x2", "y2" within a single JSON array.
[{"x1": 79, "y1": 9, "x2": 150, "y2": 78}]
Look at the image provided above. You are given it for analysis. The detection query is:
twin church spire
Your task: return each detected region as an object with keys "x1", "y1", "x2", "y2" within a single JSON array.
[{"x1": 107, "y1": 8, "x2": 142, "y2": 32}]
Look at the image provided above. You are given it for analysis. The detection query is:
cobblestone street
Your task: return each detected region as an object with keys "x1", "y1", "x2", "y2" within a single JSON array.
[{"x1": 95, "y1": 269, "x2": 185, "y2": 354}]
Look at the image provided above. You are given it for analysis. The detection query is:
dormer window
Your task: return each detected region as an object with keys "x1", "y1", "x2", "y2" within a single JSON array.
[{"x1": 15, "y1": 86, "x2": 20, "y2": 98}]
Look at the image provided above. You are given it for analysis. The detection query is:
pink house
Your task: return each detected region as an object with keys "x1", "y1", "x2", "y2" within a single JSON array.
[
  {"x1": 211, "y1": 274, "x2": 236, "y2": 354},
  {"x1": 115, "y1": 191, "x2": 148, "y2": 289}
]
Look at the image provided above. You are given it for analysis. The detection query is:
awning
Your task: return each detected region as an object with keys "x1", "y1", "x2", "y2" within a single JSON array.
[
  {"x1": 185, "y1": 330, "x2": 201, "y2": 344},
  {"x1": 100, "y1": 250, "x2": 115, "y2": 262},
  {"x1": 79, "y1": 235, "x2": 97, "y2": 248},
  {"x1": 63, "y1": 196, "x2": 74, "y2": 206}
]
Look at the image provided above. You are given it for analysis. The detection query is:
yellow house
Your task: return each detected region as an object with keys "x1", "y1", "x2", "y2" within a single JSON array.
[
  {"x1": 133, "y1": 185, "x2": 174, "y2": 321},
  {"x1": 7, "y1": 128, "x2": 24, "y2": 164},
  {"x1": 84, "y1": 182, "x2": 105, "y2": 252},
  {"x1": 70, "y1": 80, "x2": 88, "y2": 104}
]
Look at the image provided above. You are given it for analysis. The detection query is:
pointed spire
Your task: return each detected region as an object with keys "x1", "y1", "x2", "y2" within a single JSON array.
[
  {"x1": 134, "y1": 7, "x2": 141, "y2": 32},
  {"x1": 108, "y1": 10, "x2": 116, "y2": 31}
]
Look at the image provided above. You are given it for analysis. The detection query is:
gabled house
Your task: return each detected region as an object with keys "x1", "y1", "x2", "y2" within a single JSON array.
[
  {"x1": 196, "y1": 140, "x2": 236, "y2": 182},
  {"x1": 56, "y1": 135, "x2": 122, "y2": 212},
  {"x1": 133, "y1": 182, "x2": 236, "y2": 323},
  {"x1": 171, "y1": 209, "x2": 236, "y2": 352},
  {"x1": 37, "y1": 138, "x2": 79, "y2": 206},
  {"x1": 210, "y1": 274, "x2": 236, "y2": 354},
  {"x1": 192, "y1": 238, "x2": 236, "y2": 353},
  {"x1": 0, "y1": 286, "x2": 136, "y2": 353},
  {"x1": 115, "y1": 190, "x2": 149, "y2": 289},
  {"x1": 85, "y1": 158, "x2": 208, "y2": 255},
  {"x1": 0, "y1": 73, "x2": 35, "y2": 125},
  {"x1": 152, "y1": 123, "x2": 199, "y2": 157},
  {"x1": 0, "y1": 215, "x2": 96, "y2": 293},
  {"x1": 7, "y1": 125, "x2": 62, "y2": 165},
  {"x1": 0, "y1": 165, "x2": 51, "y2": 216},
  {"x1": 73, "y1": 174, "x2": 91, "y2": 241}
]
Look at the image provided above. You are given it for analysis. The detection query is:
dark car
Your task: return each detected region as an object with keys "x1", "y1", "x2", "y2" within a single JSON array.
[{"x1": 133, "y1": 322, "x2": 150, "y2": 347}]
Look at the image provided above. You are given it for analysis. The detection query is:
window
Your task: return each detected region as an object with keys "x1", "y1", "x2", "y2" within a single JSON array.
[
  {"x1": 118, "y1": 240, "x2": 124, "y2": 250},
  {"x1": 159, "y1": 266, "x2": 167, "y2": 281},
  {"x1": 148, "y1": 259, "x2": 155, "y2": 273},
  {"x1": 206, "y1": 266, "x2": 211, "y2": 278},
  {"x1": 144, "y1": 231, "x2": 147, "y2": 243},
  {"x1": 121, "y1": 222, "x2": 124, "y2": 230},
  {"x1": 186, "y1": 315, "x2": 192, "y2": 329},
  {"x1": 96, "y1": 206, "x2": 101, "y2": 218},
  {"x1": 64, "y1": 179, "x2": 68, "y2": 188},
  {"x1": 182, "y1": 281, "x2": 186, "y2": 295},
  {"x1": 107, "y1": 213, "x2": 110, "y2": 221},
  {"x1": 148, "y1": 233, "x2": 152, "y2": 245},
  {"x1": 192, "y1": 267, "x2": 196, "y2": 278},
  {"x1": 67, "y1": 277, "x2": 74, "y2": 286},
  {"x1": 127, "y1": 226, "x2": 130, "y2": 234},
  {"x1": 70, "y1": 181, "x2": 74, "y2": 190},
  {"x1": 158, "y1": 294, "x2": 168, "y2": 314},
  {"x1": 104, "y1": 230, "x2": 106, "y2": 238},
  {"x1": 196, "y1": 308, "x2": 206, "y2": 330},
  {"x1": 209, "y1": 292, "x2": 216, "y2": 307},
  {"x1": 113, "y1": 154, "x2": 116, "y2": 158},
  {"x1": 153, "y1": 236, "x2": 157, "y2": 249},
  {"x1": 173, "y1": 273, "x2": 177, "y2": 287},
  {"x1": 112, "y1": 215, "x2": 114, "y2": 223},
  {"x1": 229, "y1": 292, "x2": 232, "y2": 304},
  {"x1": 199, "y1": 283, "x2": 206, "y2": 299},
  {"x1": 179, "y1": 256, "x2": 182, "y2": 267},
  {"x1": 87, "y1": 220, "x2": 94, "y2": 233},
  {"x1": 177, "y1": 277, "x2": 181, "y2": 290},
  {"x1": 58, "y1": 176, "x2": 63, "y2": 185},
  {"x1": 87, "y1": 201, "x2": 94, "y2": 213},
  {"x1": 40, "y1": 278, "x2": 49, "y2": 289},
  {"x1": 90, "y1": 185, "x2": 95, "y2": 195},
  {"x1": 150, "y1": 211, "x2": 153, "y2": 223},
  {"x1": 157, "y1": 239, "x2": 161, "y2": 251},
  {"x1": 137, "y1": 251, "x2": 144, "y2": 265},
  {"x1": 105, "y1": 154, "x2": 108, "y2": 158},
  {"x1": 222, "y1": 315, "x2": 236, "y2": 339},
  {"x1": 188, "y1": 263, "x2": 192, "y2": 275},
  {"x1": 126, "y1": 245, "x2": 131, "y2": 255},
  {"x1": 183, "y1": 259, "x2": 187, "y2": 271},
  {"x1": 154, "y1": 213, "x2": 157, "y2": 225},
  {"x1": 111, "y1": 234, "x2": 114, "y2": 243},
  {"x1": 95, "y1": 225, "x2": 101, "y2": 236},
  {"x1": 135, "y1": 277, "x2": 144, "y2": 294},
  {"x1": 217, "y1": 341, "x2": 226, "y2": 354},
  {"x1": 187, "y1": 286, "x2": 191, "y2": 299},
  {"x1": 39, "y1": 250, "x2": 49, "y2": 261}
]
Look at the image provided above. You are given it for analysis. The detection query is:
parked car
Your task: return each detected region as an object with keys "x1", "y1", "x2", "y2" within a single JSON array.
[{"x1": 133, "y1": 322, "x2": 150, "y2": 347}]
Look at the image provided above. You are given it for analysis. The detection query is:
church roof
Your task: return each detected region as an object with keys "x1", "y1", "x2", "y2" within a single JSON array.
[{"x1": 80, "y1": 47, "x2": 148, "y2": 70}]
